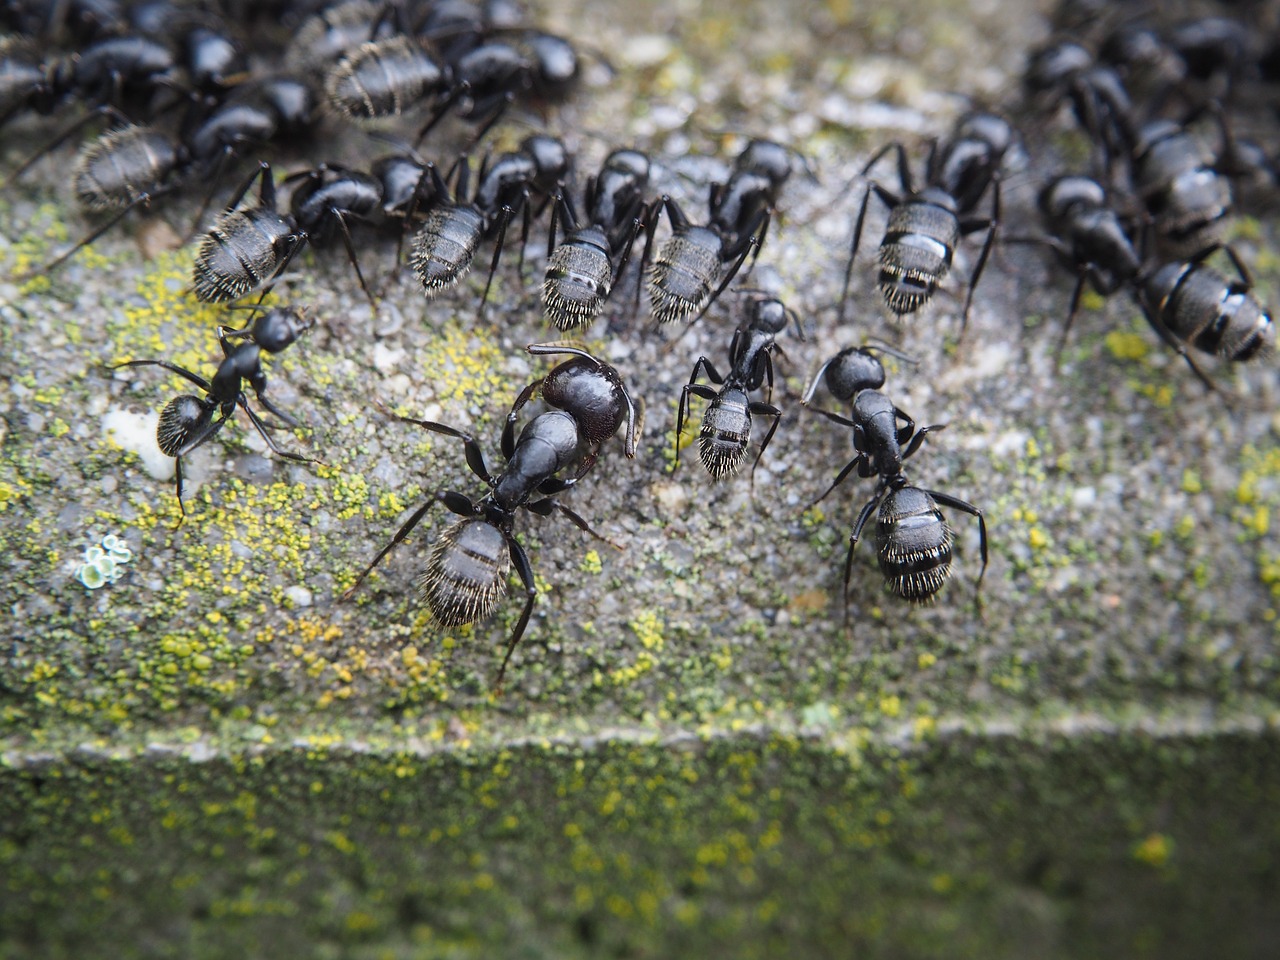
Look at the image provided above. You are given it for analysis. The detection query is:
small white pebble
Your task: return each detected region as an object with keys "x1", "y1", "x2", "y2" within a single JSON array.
[{"x1": 285, "y1": 585, "x2": 313, "y2": 608}]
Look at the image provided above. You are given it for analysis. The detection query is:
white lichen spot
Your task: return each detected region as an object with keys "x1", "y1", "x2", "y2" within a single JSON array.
[{"x1": 75, "y1": 533, "x2": 133, "y2": 589}]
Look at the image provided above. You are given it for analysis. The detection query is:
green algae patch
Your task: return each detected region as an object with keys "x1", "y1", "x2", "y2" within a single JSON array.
[{"x1": 2, "y1": 729, "x2": 1278, "y2": 960}]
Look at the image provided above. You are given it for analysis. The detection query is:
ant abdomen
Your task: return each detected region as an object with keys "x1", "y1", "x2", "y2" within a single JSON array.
[
  {"x1": 878, "y1": 198, "x2": 958, "y2": 314},
  {"x1": 74, "y1": 125, "x2": 179, "y2": 211},
  {"x1": 543, "y1": 227, "x2": 612, "y2": 329},
  {"x1": 698, "y1": 390, "x2": 751, "y2": 480},
  {"x1": 649, "y1": 226, "x2": 722, "y2": 323},
  {"x1": 418, "y1": 517, "x2": 511, "y2": 628},
  {"x1": 156, "y1": 395, "x2": 209, "y2": 457},
  {"x1": 876, "y1": 486, "x2": 953, "y2": 602},
  {"x1": 325, "y1": 36, "x2": 444, "y2": 120},
  {"x1": 1146, "y1": 260, "x2": 1274, "y2": 361},
  {"x1": 411, "y1": 204, "x2": 484, "y2": 293}
]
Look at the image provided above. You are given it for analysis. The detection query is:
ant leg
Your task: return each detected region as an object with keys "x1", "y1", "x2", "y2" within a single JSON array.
[
  {"x1": 237, "y1": 398, "x2": 315, "y2": 463},
  {"x1": 675, "y1": 380, "x2": 719, "y2": 471},
  {"x1": 843, "y1": 491, "x2": 885, "y2": 617},
  {"x1": 31, "y1": 190, "x2": 171, "y2": 279},
  {"x1": 1053, "y1": 270, "x2": 1091, "y2": 367},
  {"x1": 900, "y1": 422, "x2": 947, "y2": 461},
  {"x1": 383, "y1": 410, "x2": 494, "y2": 483},
  {"x1": 172, "y1": 455, "x2": 187, "y2": 529},
  {"x1": 957, "y1": 179, "x2": 1001, "y2": 343},
  {"x1": 747, "y1": 401, "x2": 782, "y2": 494},
  {"x1": 1133, "y1": 291, "x2": 1223, "y2": 396},
  {"x1": 504, "y1": 377, "x2": 545, "y2": 460},
  {"x1": 113, "y1": 359, "x2": 212, "y2": 393},
  {"x1": 688, "y1": 232, "x2": 759, "y2": 326},
  {"x1": 252, "y1": 391, "x2": 301, "y2": 428},
  {"x1": 811, "y1": 452, "x2": 869, "y2": 507},
  {"x1": 341, "y1": 496, "x2": 442, "y2": 601},
  {"x1": 415, "y1": 81, "x2": 470, "y2": 145},
  {"x1": 329, "y1": 208, "x2": 377, "y2": 309},
  {"x1": 839, "y1": 179, "x2": 899, "y2": 325},
  {"x1": 1218, "y1": 244, "x2": 1254, "y2": 289},
  {"x1": 925, "y1": 489, "x2": 989, "y2": 594},
  {"x1": 477, "y1": 203, "x2": 514, "y2": 319},
  {"x1": 4, "y1": 104, "x2": 129, "y2": 184},
  {"x1": 493, "y1": 533, "x2": 537, "y2": 692},
  {"x1": 526, "y1": 497, "x2": 617, "y2": 548}
]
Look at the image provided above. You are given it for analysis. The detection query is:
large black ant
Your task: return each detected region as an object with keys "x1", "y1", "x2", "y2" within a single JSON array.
[
  {"x1": 803, "y1": 356, "x2": 986, "y2": 603},
  {"x1": 0, "y1": 31, "x2": 181, "y2": 130},
  {"x1": 409, "y1": 135, "x2": 570, "y2": 314},
  {"x1": 1138, "y1": 245, "x2": 1273, "y2": 371},
  {"x1": 112, "y1": 306, "x2": 317, "y2": 524},
  {"x1": 645, "y1": 138, "x2": 793, "y2": 325},
  {"x1": 1027, "y1": 176, "x2": 1271, "y2": 388},
  {"x1": 841, "y1": 112, "x2": 1010, "y2": 338},
  {"x1": 542, "y1": 148, "x2": 652, "y2": 331},
  {"x1": 9, "y1": 75, "x2": 316, "y2": 281},
  {"x1": 674, "y1": 294, "x2": 799, "y2": 482},
  {"x1": 1023, "y1": 39, "x2": 1138, "y2": 176},
  {"x1": 342, "y1": 380, "x2": 629, "y2": 686}
]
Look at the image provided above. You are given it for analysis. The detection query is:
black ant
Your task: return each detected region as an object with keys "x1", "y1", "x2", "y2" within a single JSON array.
[
  {"x1": 342, "y1": 398, "x2": 619, "y2": 689},
  {"x1": 9, "y1": 76, "x2": 317, "y2": 281},
  {"x1": 192, "y1": 160, "x2": 309, "y2": 303},
  {"x1": 323, "y1": 33, "x2": 447, "y2": 122},
  {"x1": 542, "y1": 148, "x2": 652, "y2": 331},
  {"x1": 803, "y1": 347, "x2": 986, "y2": 603},
  {"x1": 674, "y1": 294, "x2": 800, "y2": 482},
  {"x1": 413, "y1": 29, "x2": 582, "y2": 145},
  {"x1": 841, "y1": 112, "x2": 1009, "y2": 338},
  {"x1": 410, "y1": 135, "x2": 570, "y2": 315},
  {"x1": 645, "y1": 138, "x2": 793, "y2": 325},
  {"x1": 1023, "y1": 39, "x2": 1138, "y2": 176},
  {"x1": 0, "y1": 30, "x2": 181, "y2": 130},
  {"x1": 112, "y1": 307, "x2": 317, "y2": 524},
  {"x1": 1129, "y1": 116, "x2": 1234, "y2": 260},
  {"x1": 1026, "y1": 176, "x2": 1271, "y2": 388}
]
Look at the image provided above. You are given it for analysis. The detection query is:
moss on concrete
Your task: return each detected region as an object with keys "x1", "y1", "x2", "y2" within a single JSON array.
[{"x1": 2, "y1": 0, "x2": 1279, "y2": 953}]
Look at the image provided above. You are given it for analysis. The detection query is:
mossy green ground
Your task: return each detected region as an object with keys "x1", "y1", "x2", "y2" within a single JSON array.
[
  {"x1": 6, "y1": 730, "x2": 1279, "y2": 960},
  {"x1": 3, "y1": 0, "x2": 1280, "y2": 955}
]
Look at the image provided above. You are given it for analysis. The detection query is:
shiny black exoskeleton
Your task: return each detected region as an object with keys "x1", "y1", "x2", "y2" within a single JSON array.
[
  {"x1": 1033, "y1": 175, "x2": 1144, "y2": 357},
  {"x1": 842, "y1": 112, "x2": 1010, "y2": 336},
  {"x1": 1137, "y1": 246, "x2": 1274, "y2": 383},
  {"x1": 287, "y1": 162, "x2": 386, "y2": 305},
  {"x1": 342, "y1": 403, "x2": 610, "y2": 688},
  {"x1": 415, "y1": 31, "x2": 581, "y2": 144},
  {"x1": 0, "y1": 32, "x2": 179, "y2": 128},
  {"x1": 804, "y1": 356, "x2": 986, "y2": 602},
  {"x1": 542, "y1": 148, "x2": 652, "y2": 330},
  {"x1": 113, "y1": 321, "x2": 316, "y2": 524},
  {"x1": 1130, "y1": 118, "x2": 1234, "y2": 259},
  {"x1": 192, "y1": 161, "x2": 309, "y2": 303},
  {"x1": 675, "y1": 294, "x2": 798, "y2": 482},
  {"x1": 410, "y1": 135, "x2": 570, "y2": 313},
  {"x1": 324, "y1": 34, "x2": 446, "y2": 121},
  {"x1": 646, "y1": 138, "x2": 793, "y2": 325},
  {"x1": 506, "y1": 342, "x2": 640, "y2": 469},
  {"x1": 283, "y1": 0, "x2": 396, "y2": 73},
  {"x1": 1023, "y1": 39, "x2": 1137, "y2": 174}
]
